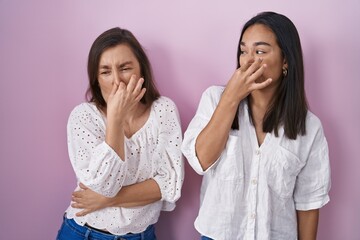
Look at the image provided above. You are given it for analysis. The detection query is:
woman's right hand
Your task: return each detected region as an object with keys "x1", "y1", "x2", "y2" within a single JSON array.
[
  {"x1": 223, "y1": 58, "x2": 272, "y2": 103},
  {"x1": 105, "y1": 75, "x2": 146, "y2": 159},
  {"x1": 106, "y1": 74, "x2": 146, "y2": 122},
  {"x1": 193, "y1": 58, "x2": 272, "y2": 170}
]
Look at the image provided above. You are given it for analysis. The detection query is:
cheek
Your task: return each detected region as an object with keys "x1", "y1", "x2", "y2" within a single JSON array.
[
  {"x1": 239, "y1": 57, "x2": 246, "y2": 67},
  {"x1": 120, "y1": 69, "x2": 142, "y2": 84},
  {"x1": 98, "y1": 81, "x2": 112, "y2": 100},
  {"x1": 120, "y1": 73, "x2": 133, "y2": 84},
  {"x1": 263, "y1": 59, "x2": 283, "y2": 76}
]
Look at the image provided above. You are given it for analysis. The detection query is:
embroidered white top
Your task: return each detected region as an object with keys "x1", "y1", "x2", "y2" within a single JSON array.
[
  {"x1": 181, "y1": 86, "x2": 331, "y2": 240},
  {"x1": 65, "y1": 96, "x2": 184, "y2": 235}
]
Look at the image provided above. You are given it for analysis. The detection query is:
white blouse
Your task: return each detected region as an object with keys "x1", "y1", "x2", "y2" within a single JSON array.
[
  {"x1": 65, "y1": 96, "x2": 184, "y2": 235},
  {"x1": 182, "y1": 86, "x2": 331, "y2": 240}
]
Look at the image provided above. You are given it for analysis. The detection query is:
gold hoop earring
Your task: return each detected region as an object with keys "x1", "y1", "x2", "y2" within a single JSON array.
[{"x1": 282, "y1": 68, "x2": 288, "y2": 77}]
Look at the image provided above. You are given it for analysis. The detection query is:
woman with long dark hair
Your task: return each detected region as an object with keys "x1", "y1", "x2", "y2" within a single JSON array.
[{"x1": 182, "y1": 12, "x2": 330, "y2": 240}]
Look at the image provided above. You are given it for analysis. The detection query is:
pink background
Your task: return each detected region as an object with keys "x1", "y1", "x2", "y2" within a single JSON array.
[{"x1": 1, "y1": 1, "x2": 359, "y2": 239}]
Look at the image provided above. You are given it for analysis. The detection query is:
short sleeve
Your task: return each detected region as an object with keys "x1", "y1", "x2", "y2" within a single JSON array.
[
  {"x1": 152, "y1": 98, "x2": 184, "y2": 206},
  {"x1": 294, "y1": 125, "x2": 331, "y2": 210},
  {"x1": 67, "y1": 103, "x2": 128, "y2": 197},
  {"x1": 181, "y1": 86, "x2": 223, "y2": 175}
]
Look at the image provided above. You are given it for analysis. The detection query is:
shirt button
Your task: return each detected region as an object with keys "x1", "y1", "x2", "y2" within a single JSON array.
[
  {"x1": 251, "y1": 213, "x2": 256, "y2": 219},
  {"x1": 255, "y1": 149, "x2": 260, "y2": 155},
  {"x1": 251, "y1": 179, "x2": 258, "y2": 185}
]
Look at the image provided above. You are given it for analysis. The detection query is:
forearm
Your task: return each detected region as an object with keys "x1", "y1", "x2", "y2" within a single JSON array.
[
  {"x1": 106, "y1": 119, "x2": 126, "y2": 160},
  {"x1": 109, "y1": 179, "x2": 161, "y2": 208},
  {"x1": 297, "y1": 209, "x2": 319, "y2": 240},
  {"x1": 195, "y1": 96, "x2": 239, "y2": 170}
]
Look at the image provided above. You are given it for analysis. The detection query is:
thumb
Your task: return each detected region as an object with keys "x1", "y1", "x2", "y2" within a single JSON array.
[
  {"x1": 76, "y1": 209, "x2": 89, "y2": 217},
  {"x1": 79, "y1": 183, "x2": 88, "y2": 190}
]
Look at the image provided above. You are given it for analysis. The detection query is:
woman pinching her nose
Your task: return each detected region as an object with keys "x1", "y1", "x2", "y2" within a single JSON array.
[
  {"x1": 104, "y1": 74, "x2": 147, "y2": 160},
  {"x1": 57, "y1": 27, "x2": 184, "y2": 240}
]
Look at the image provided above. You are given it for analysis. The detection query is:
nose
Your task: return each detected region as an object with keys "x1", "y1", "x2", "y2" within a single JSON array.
[
  {"x1": 112, "y1": 70, "x2": 121, "y2": 85},
  {"x1": 240, "y1": 51, "x2": 256, "y2": 66},
  {"x1": 245, "y1": 51, "x2": 256, "y2": 63}
]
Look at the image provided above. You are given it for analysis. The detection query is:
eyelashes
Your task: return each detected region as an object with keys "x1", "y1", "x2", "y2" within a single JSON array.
[
  {"x1": 240, "y1": 50, "x2": 266, "y2": 55},
  {"x1": 99, "y1": 68, "x2": 133, "y2": 75}
]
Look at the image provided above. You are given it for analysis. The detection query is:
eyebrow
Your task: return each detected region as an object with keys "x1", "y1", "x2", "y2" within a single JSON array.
[
  {"x1": 119, "y1": 61, "x2": 133, "y2": 68},
  {"x1": 99, "y1": 61, "x2": 133, "y2": 69},
  {"x1": 240, "y1": 41, "x2": 271, "y2": 47}
]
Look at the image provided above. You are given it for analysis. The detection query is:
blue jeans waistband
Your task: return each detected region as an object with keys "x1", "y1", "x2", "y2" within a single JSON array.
[{"x1": 57, "y1": 215, "x2": 156, "y2": 240}]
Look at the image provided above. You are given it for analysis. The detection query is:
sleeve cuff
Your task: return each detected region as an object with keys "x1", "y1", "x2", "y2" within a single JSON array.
[
  {"x1": 295, "y1": 195, "x2": 330, "y2": 210},
  {"x1": 102, "y1": 141, "x2": 123, "y2": 162},
  {"x1": 153, "y1": 174, "x2": 180, "y2": 203},
  {"x1": 182, "y1": 131, "x2": 219, "y2": 175}
]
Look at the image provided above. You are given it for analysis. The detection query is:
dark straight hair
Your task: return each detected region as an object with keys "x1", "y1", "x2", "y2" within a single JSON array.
[
  {"x1": 86, "y1": 27, "x2": 160, "y2": 111},
  {"x1": 232, "y1": 11, "x2": 308, "y2": 140}
]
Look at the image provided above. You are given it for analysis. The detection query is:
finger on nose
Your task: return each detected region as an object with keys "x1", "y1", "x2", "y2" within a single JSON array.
[
  {"x1": 247, "y1": 59, "x2": 255, "y2": 65},
  {"x1": 251, "y1": 58, "x2": 262, "y2": 66},
  {"x1": 252, "y1": 58, "x2": 263, "y2": 69}
]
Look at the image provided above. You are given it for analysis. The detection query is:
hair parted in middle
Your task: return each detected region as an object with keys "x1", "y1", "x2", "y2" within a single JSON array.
[
  {"x1": 86, "y1": 27, "x2": 160, "y2": 111},
  {"x1": 232, "y1": 11, "x2": 308, "y2": 140}
]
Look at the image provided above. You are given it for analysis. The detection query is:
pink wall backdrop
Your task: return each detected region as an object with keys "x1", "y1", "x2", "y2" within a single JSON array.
[{"x1": 1, "y1": 1, "x2": 359, "y2": 239}]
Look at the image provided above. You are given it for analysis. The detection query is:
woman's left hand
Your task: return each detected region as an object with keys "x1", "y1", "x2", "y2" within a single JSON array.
[{"x1": 71, "y1": 183, "x2": 113, "y2": 217}]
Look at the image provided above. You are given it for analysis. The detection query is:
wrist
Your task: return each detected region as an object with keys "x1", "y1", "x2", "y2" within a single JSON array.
[
  {"x1": 223, "y1": 84, "x2": 248, "y2": 104},
  {"x1": 107, "y1": 195, "x2": 118, "y2": 208},
  {"x1": 219, "y1": 93, "x2": 242, "y2": 112}
]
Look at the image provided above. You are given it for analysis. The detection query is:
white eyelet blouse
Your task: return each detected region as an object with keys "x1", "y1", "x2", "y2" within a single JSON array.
[
  {"x1": 65, "y1": 96, "x2": 184, "y2": 235},
  {"x1": 181, "y1": 86, "x2": 331, "y2": 240}
]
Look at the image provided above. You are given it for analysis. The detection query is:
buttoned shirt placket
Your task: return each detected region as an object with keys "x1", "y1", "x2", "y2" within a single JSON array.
[{"x1": 245, "y1": 147, "x2": 261, "y2": 240}]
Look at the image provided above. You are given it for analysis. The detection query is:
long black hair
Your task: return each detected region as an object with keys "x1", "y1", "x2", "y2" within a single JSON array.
[{"x1": 232, "y1": 12, "x2": 308, "y2": 140}]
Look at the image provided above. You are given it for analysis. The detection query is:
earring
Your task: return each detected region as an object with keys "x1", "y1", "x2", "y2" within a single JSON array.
[{"x1": 282, "y1": 68, "x2": 288, "y2": 77}]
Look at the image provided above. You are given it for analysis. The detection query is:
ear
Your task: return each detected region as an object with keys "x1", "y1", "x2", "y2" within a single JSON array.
[{"x1": 283, "y1": 58, "x2": 288, "y2": 69}]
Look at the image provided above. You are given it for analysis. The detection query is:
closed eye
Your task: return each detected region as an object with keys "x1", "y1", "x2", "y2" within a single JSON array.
[{"x1": 100, "y1": 71, "x2": 110, "y2": 75}]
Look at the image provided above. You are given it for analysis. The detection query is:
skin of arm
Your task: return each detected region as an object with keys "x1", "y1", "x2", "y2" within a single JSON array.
[
  {"x1": 195, "y1": 58, "x2": 271, "y2": 170},
  {"x1": 105, "y1": 76, "x2": 146, "y2": 159},
  {"x1": 297, "y1": 209, "x2": 319, "y2": 240},
  {"x1": 195, "y1": 95, "x2": 239, "y2": 170},
  {"x1": 72, "y1": 180, "x2": 161, "y2": 217}
]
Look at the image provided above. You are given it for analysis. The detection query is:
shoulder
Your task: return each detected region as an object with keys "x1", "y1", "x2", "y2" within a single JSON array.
[
  {"x1": 152, "y1": 96, "x2": 179, "y2": 112},
  {"x1": 68, "y1": 102, "x2": 102, "y2": 123},
  {"x1": 297, "y1": 110, "x2": 327, "y2": 145},
  {"x1": 69, "y1": 102, "x2": 98, "y2": 115},
  {"x1": 197, "y1": 85, "x2": 225, "y2": 108},
  {"x1": 305, "y1": 111, "x2": 324, "y2": 134},
  {"x1": 202, "y1": 85, "x2": 225, "y2": 99},
  {"x1": 151, "y1": 97, "x2": 181, "y2": 125},
  {"x1": 280, "y1": 111, "x2": 327, "y2": 160}
]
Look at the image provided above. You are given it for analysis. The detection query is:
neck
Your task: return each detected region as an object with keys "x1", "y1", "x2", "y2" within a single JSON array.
[
  {"x1": 126, "y1": 102, "x2": 148, "y2": 123},
  {"x1": 249, "y1": 88, "x2": 275, "y2": 126},
  {"x1": 249, "y1": 91, "x2": 273, "y2": 111}
]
